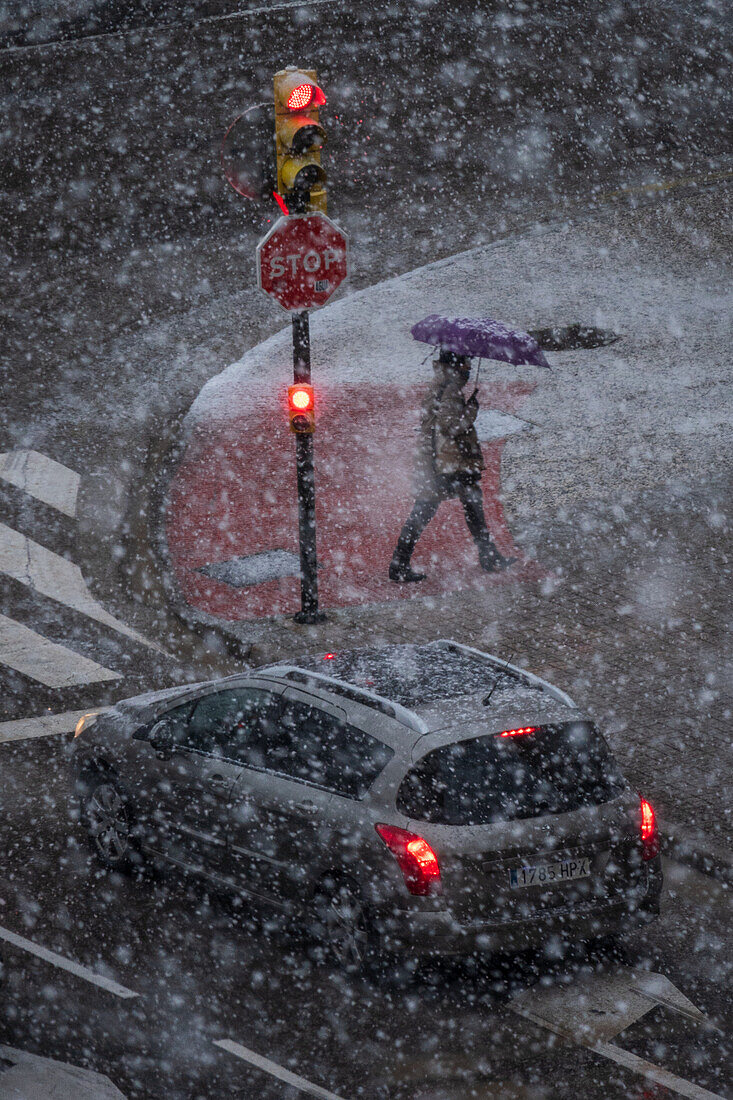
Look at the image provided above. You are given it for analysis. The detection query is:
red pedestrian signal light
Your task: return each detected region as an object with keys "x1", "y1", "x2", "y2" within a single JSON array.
[
  {"x1": 288, "y1": 383, "x2": 315, "y2": 433},
  {"x1": 286, "y1": 82, "x2": 326, "y2": 111},
  {"x1": 274, "y1": 67, "x2": 327, "y2": 214}
]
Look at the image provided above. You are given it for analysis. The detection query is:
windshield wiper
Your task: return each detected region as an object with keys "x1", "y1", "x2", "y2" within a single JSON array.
[{"x1": 483, "y1": 652, "x2": 516, "y2": 706}]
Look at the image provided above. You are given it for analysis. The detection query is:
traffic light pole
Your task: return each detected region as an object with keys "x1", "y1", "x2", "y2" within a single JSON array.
[{"x1": 292, "y1": 310, "x2": 326, "y2": 623}]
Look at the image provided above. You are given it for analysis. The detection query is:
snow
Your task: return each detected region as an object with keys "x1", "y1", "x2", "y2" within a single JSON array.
[{"x1": 186, "y1": 215, "x2": 732, "y2": 519}]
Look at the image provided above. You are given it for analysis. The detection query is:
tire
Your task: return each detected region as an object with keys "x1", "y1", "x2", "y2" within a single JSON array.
[
  {"x1": 311, "y1": 877, "x2": 377, "y2": 973},
  {"x1": 82, "y1": 776, "x2": 135, "y2": 872}
]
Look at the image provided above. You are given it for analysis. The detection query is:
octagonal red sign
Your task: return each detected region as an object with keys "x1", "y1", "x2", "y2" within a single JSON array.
[{"x1": 256, "y1": 213, "x2": 348, "y2": 312}]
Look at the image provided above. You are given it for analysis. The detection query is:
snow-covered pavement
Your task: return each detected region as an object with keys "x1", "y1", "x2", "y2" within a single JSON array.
[{"x1": 168, "y1": 206, "x2": 731, "y2": 623}]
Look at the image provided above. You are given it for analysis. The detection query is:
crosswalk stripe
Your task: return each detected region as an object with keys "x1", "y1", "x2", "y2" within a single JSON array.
[
  {"x1": 0, "y1": 614, "x2": 121, "y2": 688},
  {"x1": 0, "y1": 522, "x2": 161, "y2": 651},
  {"x1": 0, "y1": 709, "x2": 108, "y2": 744},
  {"x1": 0, "y1": 450, "x2": 80, "y2": 518}
]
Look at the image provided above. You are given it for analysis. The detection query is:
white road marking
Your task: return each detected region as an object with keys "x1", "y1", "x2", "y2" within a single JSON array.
[
  {"x1": 511, "y1": 967, "x2": 721, "y2": 1100},
  {"x1": 0, "y1": 709, "x2": 107, "y2": 744},
  {"x1": 214, "y1": 1039, "x2": 347, "y2": 1100},
  {"x1": 0, "y1": 614, "x2": 121, "y2": 687},
  {"x1": 0, "y1": 522, "x2": 162, "y2": 650},
  {"x1": 0, "y1": 924, "x2": 138, "y2": 1000},
  {"x1": 0, "y1": 450, "x2": 80, "y2": 517},
  {"x1": 511, "y1": 967, "x2": 704, "y2": 1045},
  {"x1": 593, "y1": 1040, "x2": 725, "y2": 1100}
]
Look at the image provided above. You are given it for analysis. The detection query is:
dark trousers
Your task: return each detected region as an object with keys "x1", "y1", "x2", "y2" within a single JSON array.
[{"x1": 393, "y1": 478, "x2": 501, "y2": 568}]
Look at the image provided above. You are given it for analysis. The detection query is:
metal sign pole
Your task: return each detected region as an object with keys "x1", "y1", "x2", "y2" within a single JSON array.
[{"x1": 292, "y1": 310, "x2": 326, "y2": 623}]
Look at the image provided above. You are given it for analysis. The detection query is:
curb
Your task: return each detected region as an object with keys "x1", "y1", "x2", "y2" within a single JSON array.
[{"x1": 661, "y1": 820, "x2": 732, "y2": 885}]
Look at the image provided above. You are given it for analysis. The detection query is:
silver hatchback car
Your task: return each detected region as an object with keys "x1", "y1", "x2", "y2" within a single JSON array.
[{"x1": 70, "y1": 640, "x2": 662, "y2": 965}]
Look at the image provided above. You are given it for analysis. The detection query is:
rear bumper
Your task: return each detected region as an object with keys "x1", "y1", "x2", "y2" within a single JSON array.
[{"x1": 375, "y1": 860, "x2": 663, "y2": 957}]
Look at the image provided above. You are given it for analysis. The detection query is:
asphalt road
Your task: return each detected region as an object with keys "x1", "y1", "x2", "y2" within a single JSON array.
[{"x1": 0, "y1": 731, "x2": 731, "y2": 1099}]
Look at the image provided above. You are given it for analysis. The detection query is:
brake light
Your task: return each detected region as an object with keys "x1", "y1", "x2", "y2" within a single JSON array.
[
  {"x1": 499, "y1": 726, "x2": 539, "y2": 738},
  {"x1": 640, "y1": 797, "x2": 660, "y2": 860},
  {"x1": 375, "y1": 824, "x2": 442, "y2": 896}
]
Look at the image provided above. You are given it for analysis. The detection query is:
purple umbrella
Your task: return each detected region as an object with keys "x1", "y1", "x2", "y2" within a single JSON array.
[{"x1": 411, "y1": 315, "x2": 550, "y2": 368}]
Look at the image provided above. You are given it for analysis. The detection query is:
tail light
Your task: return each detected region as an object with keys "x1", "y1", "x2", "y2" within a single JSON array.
[
  {"x1": 639, "y1": 797, "x2": 660, "y2": 860},
  {"x1": 375, "y1": 824, "x2": 442, "y2": 896}
]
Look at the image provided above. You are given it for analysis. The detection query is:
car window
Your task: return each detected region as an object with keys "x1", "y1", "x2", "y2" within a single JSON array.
[
  {"x1": 216, "y1": 689, "x2": 282, "y2": 763},
  {"x1": 137, "y1": 701, "x2": 194, "y2": 745},
  {"x1": 397, "y1": 722, "x2": 626, "y2": 825},
  {"x1": 243, "y1": 698, "x2": 393, "y2": 798},
  {"x1": 186, "y1": 688, "x2": 280, "y2": 757}
]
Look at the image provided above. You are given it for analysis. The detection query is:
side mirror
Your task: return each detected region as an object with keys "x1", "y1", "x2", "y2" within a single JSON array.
[{"x1": 149, "y1": 719, "x2": 177, "y2": 761}]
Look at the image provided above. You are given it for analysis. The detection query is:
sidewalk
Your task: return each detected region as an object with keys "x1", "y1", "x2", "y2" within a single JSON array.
[{"x1": 161, "y1": 188, "x2": 732, "y2": 858}]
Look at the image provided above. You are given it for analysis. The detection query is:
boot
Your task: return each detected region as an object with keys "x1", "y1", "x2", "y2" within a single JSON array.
[
  {"x1": 389, "y1": 560, "x2": 427, "y2": 583},
  {"x1": 478, "y1": 537, "x2": 518, "y2": 573},
  {"x1": 479, "y1": 551, "x2": 518, "y2": 573}
]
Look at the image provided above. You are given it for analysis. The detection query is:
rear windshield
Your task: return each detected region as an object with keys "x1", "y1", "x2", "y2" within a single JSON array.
[
  {"x1": 292, "y1": 644, "x2": 528, "y2": 707},
  {"x1": 397, "y1": 722, "x2": 626, "y2": 825}
]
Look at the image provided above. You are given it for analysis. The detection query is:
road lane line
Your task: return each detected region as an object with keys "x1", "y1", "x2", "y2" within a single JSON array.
[
  {"x1": 0, "y1": 709, "x2": 107, "y2": 744},
  {"x1": 0, "y1": 614, "x2": 121, "y2": 687},
  {"x1": 0, "y1": 522, "x2": 163, "y2": 651},
  {"x1": 0, "y1": 924, "x2": 138, "y2": 1000},
  {"x1": 594, "y1": 1040, "x2": 725, "y2": 1100},
  {"x1": 0, "y1": 450, "x2": 80, "y2": 517},
  {"x1": 214, "y1": 1039, "x2": 347, "y2": 1099}
]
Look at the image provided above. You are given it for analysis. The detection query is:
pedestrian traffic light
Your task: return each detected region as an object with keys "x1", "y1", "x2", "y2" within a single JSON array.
[
  {"x1": 288, "y1": 383, "x2": 315, "y2": 433},
  {"x1": 274, "y1": 67, "x2": 327, "y2": 214}
]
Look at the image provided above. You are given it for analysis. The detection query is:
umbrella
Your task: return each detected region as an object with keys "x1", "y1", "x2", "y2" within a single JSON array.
[{"x1": 411, "y1": 315, "x2": 550, "y2": 368}]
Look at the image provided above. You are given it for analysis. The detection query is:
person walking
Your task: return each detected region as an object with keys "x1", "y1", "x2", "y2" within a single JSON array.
[{"x1": 389, "y1": 348, "x2": 516, "y2": 583}]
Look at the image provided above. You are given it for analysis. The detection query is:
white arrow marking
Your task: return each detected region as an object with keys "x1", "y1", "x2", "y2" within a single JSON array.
[
  {"x1": 0, "y1": 523, "x2": 162, "y2": 651},
  {"x1": 0, "y1": 614, "x2": 120, "y2": 687},
  {"x1": 0, "y1": 450, "x2": 80, "y2": 517},
  {"x1": 0, "y1": 924, "x2": 137, "y2": 999},
  {"x1": 511, "y1": 967, "x2": 722, "y2": 1100}
]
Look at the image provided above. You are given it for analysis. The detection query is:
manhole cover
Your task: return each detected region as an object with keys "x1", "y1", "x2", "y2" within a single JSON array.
[{"x1": 529, "y1": 324, "x2": 620, "y2": 351}]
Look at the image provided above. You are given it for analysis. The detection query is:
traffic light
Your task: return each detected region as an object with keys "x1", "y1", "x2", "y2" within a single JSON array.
[
  {"x1": 274, "y1": 67, "x2": 327, "y2": 213},
  {"x1": 288, "y1": 383, "x2": 315, "y2": 433}
]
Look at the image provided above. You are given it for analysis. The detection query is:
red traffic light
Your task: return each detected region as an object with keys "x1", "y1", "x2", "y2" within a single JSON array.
[
  {"x1": 286, "y1": 82, "x2": 326, "y2": 111},
  {"x1": 290, "y1": 385, "x2": 314, "y2": 411},
  {"x1": 288, "y1": 384, "x2": 315, "y2": 433}
]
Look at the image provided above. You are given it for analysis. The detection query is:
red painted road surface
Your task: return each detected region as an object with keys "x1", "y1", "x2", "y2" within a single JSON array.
[{"x1": 167, "y1": 381, "x2": 545, "y2": 622}]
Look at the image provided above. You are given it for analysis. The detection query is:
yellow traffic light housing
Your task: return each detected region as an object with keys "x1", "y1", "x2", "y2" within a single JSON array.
[{"x1": 274, "y1": 67, "x2": 327, "y2": 213}]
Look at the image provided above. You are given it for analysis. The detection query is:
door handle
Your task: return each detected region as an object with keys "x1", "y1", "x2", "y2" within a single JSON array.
[
  {"x1": 300, "y1": 801, "x2": 320, "y2": 816},
  {"x1": 209, "y1": 774, "x2": 230, "y2": 791}
]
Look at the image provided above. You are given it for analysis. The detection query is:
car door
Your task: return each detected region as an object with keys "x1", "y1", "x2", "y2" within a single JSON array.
[
  {"x1": 226, "y1": 689, "x2": 345, "y2": 906},
  {"x1": 131, "y1": 687, "x2": 271, "y2": 877}
]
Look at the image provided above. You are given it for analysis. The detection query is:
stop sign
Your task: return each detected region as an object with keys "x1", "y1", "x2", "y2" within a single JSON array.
[{"x1": 257, "y1": 213, "x2": 348, "y2": 312}]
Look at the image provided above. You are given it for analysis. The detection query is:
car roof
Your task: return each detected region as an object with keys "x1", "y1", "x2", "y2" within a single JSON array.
[
  {"x1": 104, "y1": 642, "x2": 580, "y2": 759},
  {"x1": 257, "y1": 640, "x2": 578, "y2": 743}
]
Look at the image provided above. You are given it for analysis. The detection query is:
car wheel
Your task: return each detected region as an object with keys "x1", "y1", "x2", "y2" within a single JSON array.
[
  {"x1": 313, "y1": 879, "x2": 374, "y2": 972},
  {"x1": 83, "y1": 777, "x2": 134, "y2": 872}
]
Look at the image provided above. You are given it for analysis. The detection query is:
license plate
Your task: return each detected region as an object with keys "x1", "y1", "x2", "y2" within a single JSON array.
[{"x1": 509, "y1": 856, "x2": 591, "y2": 888}]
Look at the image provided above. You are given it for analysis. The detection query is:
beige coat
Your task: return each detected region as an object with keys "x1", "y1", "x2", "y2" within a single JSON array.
[{"x1": 413, "y1": 361, "x2": 484, "y2": 499}]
